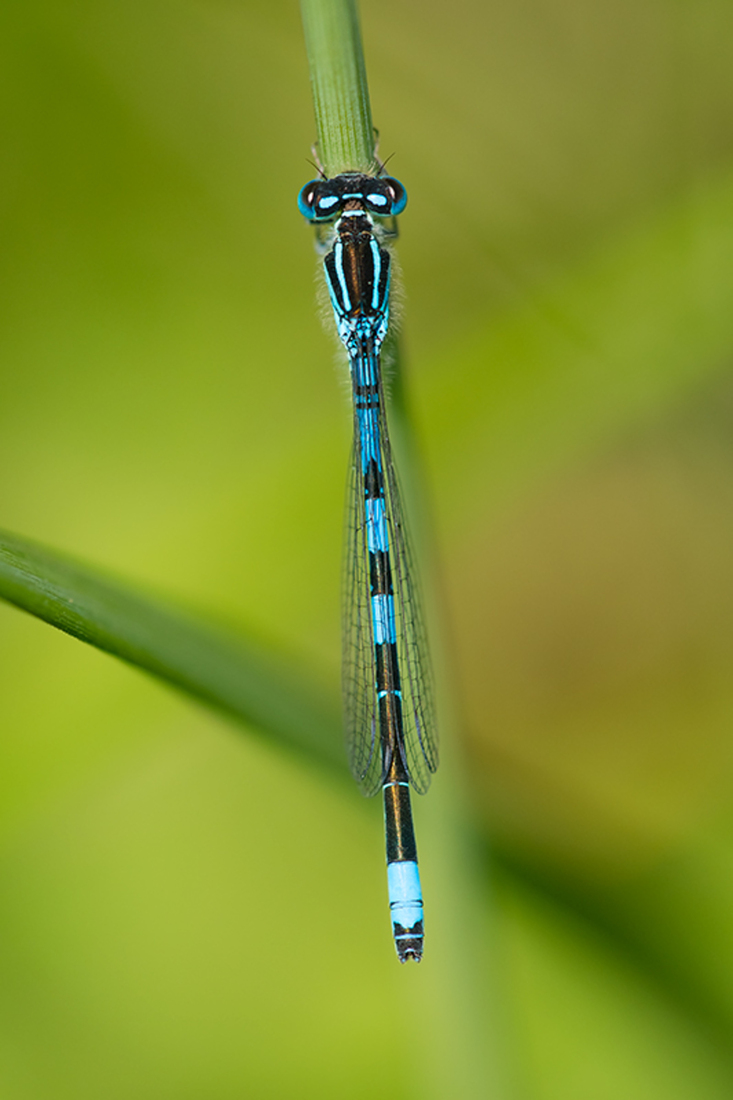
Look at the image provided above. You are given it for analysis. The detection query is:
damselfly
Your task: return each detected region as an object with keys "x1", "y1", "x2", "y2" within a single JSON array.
[{"x1": 298, "y1": 172, "x2": 439, "y2": 961}]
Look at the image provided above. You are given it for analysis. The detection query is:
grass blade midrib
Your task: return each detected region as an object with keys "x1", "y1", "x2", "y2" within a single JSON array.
[{"x1": 0, "y1": 528, "x2": 346, "y2": 779}]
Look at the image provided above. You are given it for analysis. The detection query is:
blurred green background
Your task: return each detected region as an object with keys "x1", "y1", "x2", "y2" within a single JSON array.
[{"x1": 2, "y1": 0, "x2": 733, "y2": 1096}]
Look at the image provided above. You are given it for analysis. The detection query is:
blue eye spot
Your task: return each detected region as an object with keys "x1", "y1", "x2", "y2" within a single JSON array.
[
  {"x1": 318, "y1": 195, "x2": 339, "y2": 210},
  {"x1": 367, "y1": 193, "x2": 388, "y2": 207}
]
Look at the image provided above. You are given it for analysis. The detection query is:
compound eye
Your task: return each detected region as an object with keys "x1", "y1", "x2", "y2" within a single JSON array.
[
  {"x1": 383, "y1": 177, "x2": 407, "y2": 215},
  {"x1": 298, "y1": 180, "x2": 345, "y2": 221},
  {"x1": 297, "y1": 180, "x2": 322, "y2": 220}
]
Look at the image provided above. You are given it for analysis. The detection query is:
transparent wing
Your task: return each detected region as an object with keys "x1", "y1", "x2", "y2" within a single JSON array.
[
  {"x1": 380, "y1": 400, "x2": 439, "y2": 795},
  {"x1": 342, "y1": 427, "x2": 389, "y2": 797},
  {"x1": 342, "y1": 369, "x2": 438, "y2": 797}
]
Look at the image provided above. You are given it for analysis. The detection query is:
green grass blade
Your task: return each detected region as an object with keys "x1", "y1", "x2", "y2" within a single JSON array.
[
  {"x1": 300, "y1": 0, "x2": 375, "y2": 174},
  {"x1": 0, "y1": 528, "x2": 345, "y2": 778}
]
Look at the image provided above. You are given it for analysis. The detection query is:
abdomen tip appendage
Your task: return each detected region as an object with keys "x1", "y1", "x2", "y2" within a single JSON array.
[{"x1": 396, "y1": 939, "x2": 423, "y2": 963}]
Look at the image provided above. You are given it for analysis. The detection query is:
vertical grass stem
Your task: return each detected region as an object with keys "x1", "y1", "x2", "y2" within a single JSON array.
[{"x1": 300, "y1": 0, "x2": 376, "y2": 175}]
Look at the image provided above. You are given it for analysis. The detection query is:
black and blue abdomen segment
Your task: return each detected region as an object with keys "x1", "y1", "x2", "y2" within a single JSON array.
[{"x1": 383, "y1": 774, "x2": 424, "y2": 962}]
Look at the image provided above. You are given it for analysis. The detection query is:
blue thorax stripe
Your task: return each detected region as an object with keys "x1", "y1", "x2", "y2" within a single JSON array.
[
  {"x1": 333, "y1": 241, "x2": 351, "y2": 312},
  {"x1": 370, "y1": 238, "x2": 382, "y2": 311}
]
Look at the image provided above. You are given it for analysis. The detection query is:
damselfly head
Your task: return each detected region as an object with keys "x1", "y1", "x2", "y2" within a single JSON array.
[{"x1": 297, "y1": 174, "x2": 407, "y2": 222}]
